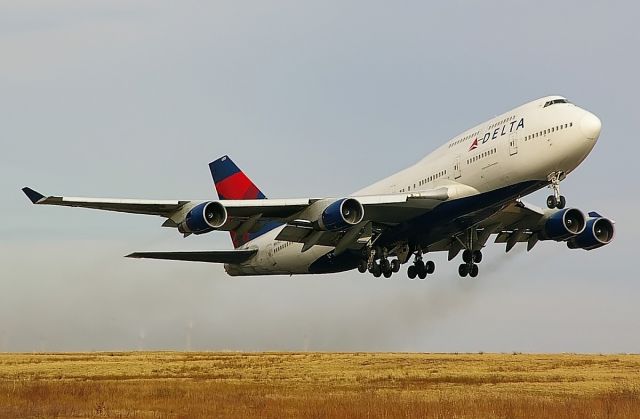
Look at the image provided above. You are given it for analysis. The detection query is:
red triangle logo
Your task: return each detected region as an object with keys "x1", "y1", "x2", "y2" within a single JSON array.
[{"x1": 469, "y1": 138, "x2": 478, "y2": 151}]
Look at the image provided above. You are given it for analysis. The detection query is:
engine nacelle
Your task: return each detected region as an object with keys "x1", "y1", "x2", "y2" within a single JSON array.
[
  {"x1": 178, "y1": 201, "x2": 227, "y2": 235},
  {"x1": 542, "y1": 208, "x2": 586, "y2": 241},
  {"x1": 317, "y1": 198, "x2": 365, "y2": 231},
  {"x1": 567, "y1": 216, "x2": 615, "y2": 250}
]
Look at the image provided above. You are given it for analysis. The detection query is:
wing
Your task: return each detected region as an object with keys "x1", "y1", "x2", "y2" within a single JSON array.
[
  {"x1": 126, "y1": 249, "x2": 257, "y2": 263},
  {"x1": 21, "y1": 184, "x2": 475, "y2": 253},
  {"x1": 22, "y1": 185, "x2": 461, "y2": 226},
  {"x1": 21, "y1": 187, "x2": 312, "y2": 222},
  {"x1": 482, "y1": 200, "x2": 555, "y2": 252},
  {"x1": 425, "y1": 200, "x2": 556, "y2": 259},
  {"x1": 22, "y1": 187, "x2": 187, "y2": 217}
]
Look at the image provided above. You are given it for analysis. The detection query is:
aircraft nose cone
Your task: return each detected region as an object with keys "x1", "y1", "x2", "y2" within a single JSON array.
[{"x1": 580, "y1": 112, "x2": 601, "y2": 140}]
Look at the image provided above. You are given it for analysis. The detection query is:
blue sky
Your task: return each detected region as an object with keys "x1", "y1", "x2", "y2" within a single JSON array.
[{"x1": 1, "y1": 1, "x2": 638, "y2": 352}]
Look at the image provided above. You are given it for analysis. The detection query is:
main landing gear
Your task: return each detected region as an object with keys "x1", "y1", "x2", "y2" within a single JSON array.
[
  {"x1": 458, "y1": 249, "x2": 482, "y2": 278},
  {"x1": 407, "y1": 252, "x2": 435, "y2": 280},
  {"x1": 358, "y1": 246, "x2": 435, "y2": 280},
  {"x1": 358, "y1": 247, "x2": 401, "y2": 278},
  {"x1": 456, "y1": 228, "x2": 483, "y2": 278},
  {"x1": 546, "y1": 172, "x2": 566, "y2": 209}
]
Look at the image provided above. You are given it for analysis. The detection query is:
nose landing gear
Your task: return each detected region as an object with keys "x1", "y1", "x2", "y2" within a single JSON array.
[{"x1": 546, "y1": 172, "x2": 566, "y2": 209}]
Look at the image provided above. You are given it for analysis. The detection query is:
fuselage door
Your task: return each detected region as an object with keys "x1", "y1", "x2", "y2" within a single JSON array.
[
  {"x1": 509, "y1": 132, "x2": 518, "y2": 156},
  {"x1": 453, "y1": 155, "x2": 462, "y2": 179}
]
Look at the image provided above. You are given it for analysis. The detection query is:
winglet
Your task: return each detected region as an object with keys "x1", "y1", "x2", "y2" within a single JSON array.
[{"x1": 22, "y1": 187, "x2": 46, "y2": 204}]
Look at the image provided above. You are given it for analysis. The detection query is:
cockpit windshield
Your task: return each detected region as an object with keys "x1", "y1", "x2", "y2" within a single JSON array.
[{"x1": 543, "y1": 98, "x2": 570, "y2": 108}]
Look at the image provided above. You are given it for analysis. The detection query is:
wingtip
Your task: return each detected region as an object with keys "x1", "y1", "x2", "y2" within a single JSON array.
[
  {"x1": 124, "y1": 253, "x2": 139, "y2": 259},
  {"x1": 22, "y1": 187, "x2": 45, "y2": 204}
]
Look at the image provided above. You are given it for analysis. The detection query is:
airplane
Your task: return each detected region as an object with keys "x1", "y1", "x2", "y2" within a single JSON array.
[{"x1": 22, "y1": 95, "x2": 615, "y2": 279}]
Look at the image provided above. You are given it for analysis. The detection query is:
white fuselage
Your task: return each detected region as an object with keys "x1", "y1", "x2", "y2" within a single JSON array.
[{"x1": 225, "y1": 96, "x2": 601, "y2": 276}]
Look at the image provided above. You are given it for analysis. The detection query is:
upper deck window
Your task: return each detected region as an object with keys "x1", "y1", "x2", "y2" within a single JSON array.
[{"x1": 543, "y1": 98, "x2": 570, "y2": 108}]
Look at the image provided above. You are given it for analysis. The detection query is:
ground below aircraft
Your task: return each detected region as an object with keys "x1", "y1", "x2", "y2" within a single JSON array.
[{"x1": 23, "y1": 96, "x2": 614, "y2": 279}]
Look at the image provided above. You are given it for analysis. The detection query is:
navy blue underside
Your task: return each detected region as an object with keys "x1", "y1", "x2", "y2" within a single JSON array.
[{"x1": 308, "y1": 180, "x2": 547, "y2": 274}]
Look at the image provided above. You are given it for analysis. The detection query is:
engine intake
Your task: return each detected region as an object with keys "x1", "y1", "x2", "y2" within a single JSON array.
[
  {"x1": 318, "y1": 198, "x2": 364, "y2": 231},
  {"x1": 567, "y1": 217, "x2": 615, "y2": 250},
  {"x1": 543, "y1": 208, "x2": 586, "y2": 241},
  {"x1": 178, "y1": 201, "x2": 227, "y2": 235}
]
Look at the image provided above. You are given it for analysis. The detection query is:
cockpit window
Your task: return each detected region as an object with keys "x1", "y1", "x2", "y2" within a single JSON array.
[{"x1": 543, "y1": 98, "x2": 570, "y2": 108}]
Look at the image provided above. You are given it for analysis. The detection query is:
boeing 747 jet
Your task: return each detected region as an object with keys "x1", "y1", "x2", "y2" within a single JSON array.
[{"x1": 23, "y1": 96, "x2": 614, "y2": 278}]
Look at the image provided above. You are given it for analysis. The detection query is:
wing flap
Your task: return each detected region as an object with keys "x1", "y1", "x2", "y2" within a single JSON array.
[{"x1": 125, "y1": 249, "x2": 257, "y2": 264}]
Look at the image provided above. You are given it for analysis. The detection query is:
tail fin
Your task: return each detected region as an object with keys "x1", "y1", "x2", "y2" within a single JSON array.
[{"x1": 209, "y1": 156, "x2": 281, "y2": 248}]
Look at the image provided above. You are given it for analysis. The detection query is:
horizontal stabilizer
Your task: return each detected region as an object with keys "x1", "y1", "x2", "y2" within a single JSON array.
[{"x1": 125, "y1": 249, "x2": 257, "y2": 264}]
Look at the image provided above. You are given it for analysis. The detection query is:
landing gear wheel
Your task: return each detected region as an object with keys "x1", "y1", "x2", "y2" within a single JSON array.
[
  {"x1": 425, "y1": 260, "x2": 435, "y2": 274},
  {"x1": 357, "y1": 260, "x2": 367, "y2": 273},
  {"x1": 469, "y1": 264, "x2": 479, "y2": 278},
  {"x1": 407, "y1": 265, "x2": 417, "y2": 279},
  {"x1": 391, "y1": 259, "x2": 401, "y2": 273},
  {"x1": 415, "y1": 260, "x2": 425, "y2": 272},
  {"x1": 458, "y1": 263, "x2": 469, "y2": 277},
  {"x1": 472, "y1": 250, "x2": 482, "y2": 264},
  {"x1": 383, "y1": 270, "x2": 392, "y2": 278},
  {"x1": 557, "y1": 195, "x2": 566, "y2": 209},
  {"x1": 380, "y1": 258, "x2": 391, "y2": 273},
  {"x1": 371, "y1": 263, "x2": 382, "y2": 278},
  {"x1": 462, "y1": 249, "x2": 472, "y2": 264},
  {"x1": 547, "y1": 195, "x2": 557, "y2": 209}
]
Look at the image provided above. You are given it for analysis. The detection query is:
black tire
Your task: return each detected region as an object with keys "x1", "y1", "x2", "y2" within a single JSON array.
[
  {"x1": 547, "y1": 195, "x2": 557, "y2": 209},
  {"x1": 458, "y1": 263, "x2": 469, "y2": 277},
  {"x1": 472, "y1": 250, "x2": 482, "y2": 264},
  {"x1": 470, "y1": 264, "x2": 479, "y2": 278},
  {"x1": 425, "y1": 260, "x2": 435, "y2": 274},
  {"x1": 558, "y1": 195, "x2": 566, "y2": 209},
  {"x1": 358, "y1": 260, "x2": 367, "y2": 273},
  {"x1": 383, "y1": 270, "x2": 392, "y2": 278},
  {"x1": 375, "y1": 246, "x2": 384, "y2": 258},
  {"x1": 391, "y1": 259, "x2": 401, "y2": 273},
  {"x1": 462, "y1": 249, "x2": 472, "y2": 264},
  {"x1": 418, "y1": 270, "x2": 427, "y2": 280},
  {"x1": 380, "y1": 258, "x2": 391, "y2": 273},
  {"x1": 407, "y1": 265, "x2": 417, "y2": 279},
  {"x1": 415, "y1": 260, "x2": 425, "y2": 271}
]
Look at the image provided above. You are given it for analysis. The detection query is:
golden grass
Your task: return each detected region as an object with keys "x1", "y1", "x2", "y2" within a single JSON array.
[{"x1": 0, "y1": 352, "x2": 639, "y2": 418}]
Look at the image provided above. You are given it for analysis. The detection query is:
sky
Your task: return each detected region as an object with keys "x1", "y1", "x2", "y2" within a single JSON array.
[{"x1": 1, "y1": 1, "x2": 638, "y2": 353}]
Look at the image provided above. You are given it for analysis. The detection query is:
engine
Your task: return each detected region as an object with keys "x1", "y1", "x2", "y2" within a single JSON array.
[
  {"x1": 317, "y1": 198, "x2": 365, "y2": 231},
  {"x1": 543, "y1": 208, "x2": 586, "y2": 241},
  {"x1": 567, "y1": 216, "x2": 615, "y2": 250},
  {"x1": 178, "y1": 201, "x2": 228, "y2": 235}
]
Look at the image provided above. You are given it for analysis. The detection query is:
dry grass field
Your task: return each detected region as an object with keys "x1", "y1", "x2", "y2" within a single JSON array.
[{"x1": 0, "y1": 352, "x2": 639, "y2": 418}]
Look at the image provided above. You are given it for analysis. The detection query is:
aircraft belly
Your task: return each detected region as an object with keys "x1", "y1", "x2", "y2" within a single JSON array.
[{"x1": 380, "y1": 179, "x2": 547, "y2": 249}]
